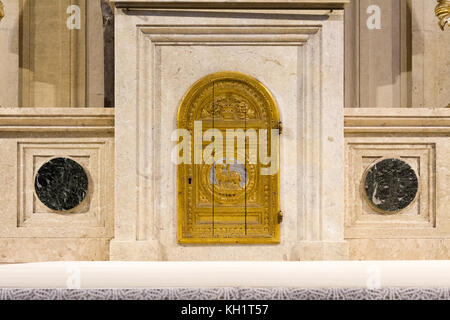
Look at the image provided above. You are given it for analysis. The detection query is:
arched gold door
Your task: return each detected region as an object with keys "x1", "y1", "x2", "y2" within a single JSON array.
[{"x1": 177, "y1": 72, "x2": 280, "y2": 244}]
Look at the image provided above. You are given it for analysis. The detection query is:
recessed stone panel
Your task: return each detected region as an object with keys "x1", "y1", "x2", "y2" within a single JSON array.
[
  {"x1": 345, "y1": 142, "x2": 436, "y2": 238},
  {"x1": 0, "y1": 140, "x2": 115, "y2": 239}
]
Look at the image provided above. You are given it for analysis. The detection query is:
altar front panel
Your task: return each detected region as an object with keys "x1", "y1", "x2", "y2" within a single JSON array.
[{"x1": 112, "y1": 6, "x2": 346, "y2": 261}]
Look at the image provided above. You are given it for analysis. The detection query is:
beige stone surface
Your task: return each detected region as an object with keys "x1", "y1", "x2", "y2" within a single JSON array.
[
  {"x1": 112, "y1": 7, "x2": 346, "y2": 260},
  {"x1": 349, "y1": 239, "x2": 450, "y2": 261},
  {"x1": 345, "y1": 0, "x2": 450, "y2": 109},
  {"x1": 0, "y1": 108, "x2": 114, "y2": 263},
  {"x1": 415, "y1": 0, "x2": 450, "y2": 109},
  {"x1": 0, "y1": 239, "x2": 110, "y2": 263},
  {"x1": 0, "y1": 0, "x2": 106, "y2": 108},
  {"x1": 86, "y1": 0, "x2": 106, "y2": 108},
  {"x1": 0, "y1": 0, "x2": 19, "y2": 108},
  {"x1": 345, "y1": 108, "x2": 450, "y2": 260},
  {"x1": 292, "y1": 242, "x2": 349, "y2": 261},
  {"x1": 20, "y1": 0, "x2": 86, "y2": 108}
]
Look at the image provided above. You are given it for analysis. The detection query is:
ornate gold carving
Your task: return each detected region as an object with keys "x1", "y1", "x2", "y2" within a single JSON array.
[
  {"x1": 436, "y1": 0, "x2": 450, "y2": 30},
  {"x1": 177, "y1": 72, "x2": 280, "y2": 244},
  {"x1": 215, "y1": 164, "x2": 243, "y2": 190},
  {"x1": 0, "y1": 1, "x2": 4, "y2": 22},
  {"x1": 199, "y1": 158, "x2": 257, "y2": 206},
  {"x1": 200, "y1": 94, "x2": 257, "y2": 120}
]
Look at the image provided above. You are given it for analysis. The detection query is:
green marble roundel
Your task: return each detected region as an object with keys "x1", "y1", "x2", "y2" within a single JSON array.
[
  {"x1": 364, "y1": 158, "x2": 419, "y2": 214},
  {"x1": 34, "y1": 158, "x2": 88, "y2": 211}
]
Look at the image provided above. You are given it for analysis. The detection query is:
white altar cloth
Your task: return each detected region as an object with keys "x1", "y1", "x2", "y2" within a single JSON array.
[{"x1": 0, "y1": 261, "x2": 449, "y2": 289}]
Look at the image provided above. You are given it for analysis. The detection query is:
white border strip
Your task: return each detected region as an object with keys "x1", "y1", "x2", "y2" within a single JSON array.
[{"x1": 0, "y1": 261, "x2": 449, "y2": 289}]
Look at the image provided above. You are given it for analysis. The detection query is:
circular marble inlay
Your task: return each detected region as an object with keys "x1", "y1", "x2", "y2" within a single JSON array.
[
  {"x1": 364, "y1": 158, "x2": 419, "y2": 214},
  {"x1": 34, "y1": 158, "x2": 88, "y2": 211}
]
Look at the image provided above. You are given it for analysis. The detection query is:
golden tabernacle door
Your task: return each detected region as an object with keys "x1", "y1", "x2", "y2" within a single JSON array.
[{"x1": 177, "y1": 72, "x2": 280, "y2": 244}]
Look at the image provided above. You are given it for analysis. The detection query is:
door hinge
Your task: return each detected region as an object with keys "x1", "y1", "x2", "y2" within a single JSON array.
[
  {"x1": 276, "y1": 121, "x2": 283, "y2": 135},
  {"x1": 277, "y1": 211, "x2": 283, "y2": 224}
]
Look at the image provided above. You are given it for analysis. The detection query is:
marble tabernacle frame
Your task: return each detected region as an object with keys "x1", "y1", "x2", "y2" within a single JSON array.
[{"x1": 111, "y1": 0, "x2": 347, "y2": 261}]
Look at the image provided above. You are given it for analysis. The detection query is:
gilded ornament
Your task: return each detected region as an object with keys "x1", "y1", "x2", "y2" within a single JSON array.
[
  {"x1": 177, "y1": 72, "x2": 281, "y2": 244},
  {"x1": 0, "y1": 1, "x2": 4, "y2": 22},
  {"x1": 436, "y1": 0, "x2": 450, "y2": 30}
]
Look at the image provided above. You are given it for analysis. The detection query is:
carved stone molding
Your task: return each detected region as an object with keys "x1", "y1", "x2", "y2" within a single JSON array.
[
  {"x1": 111, "y1": 0, "x2": 349, "y2": 10},
  {"x1": 0, "y1": 108, "x2": 114, "y2": 133},
  {"x1": 344, "y1": 108, "x2": 450, "y2": 134},
  {"x1": 436, "y1": 0, "x2": 450, "y2": 30}
]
